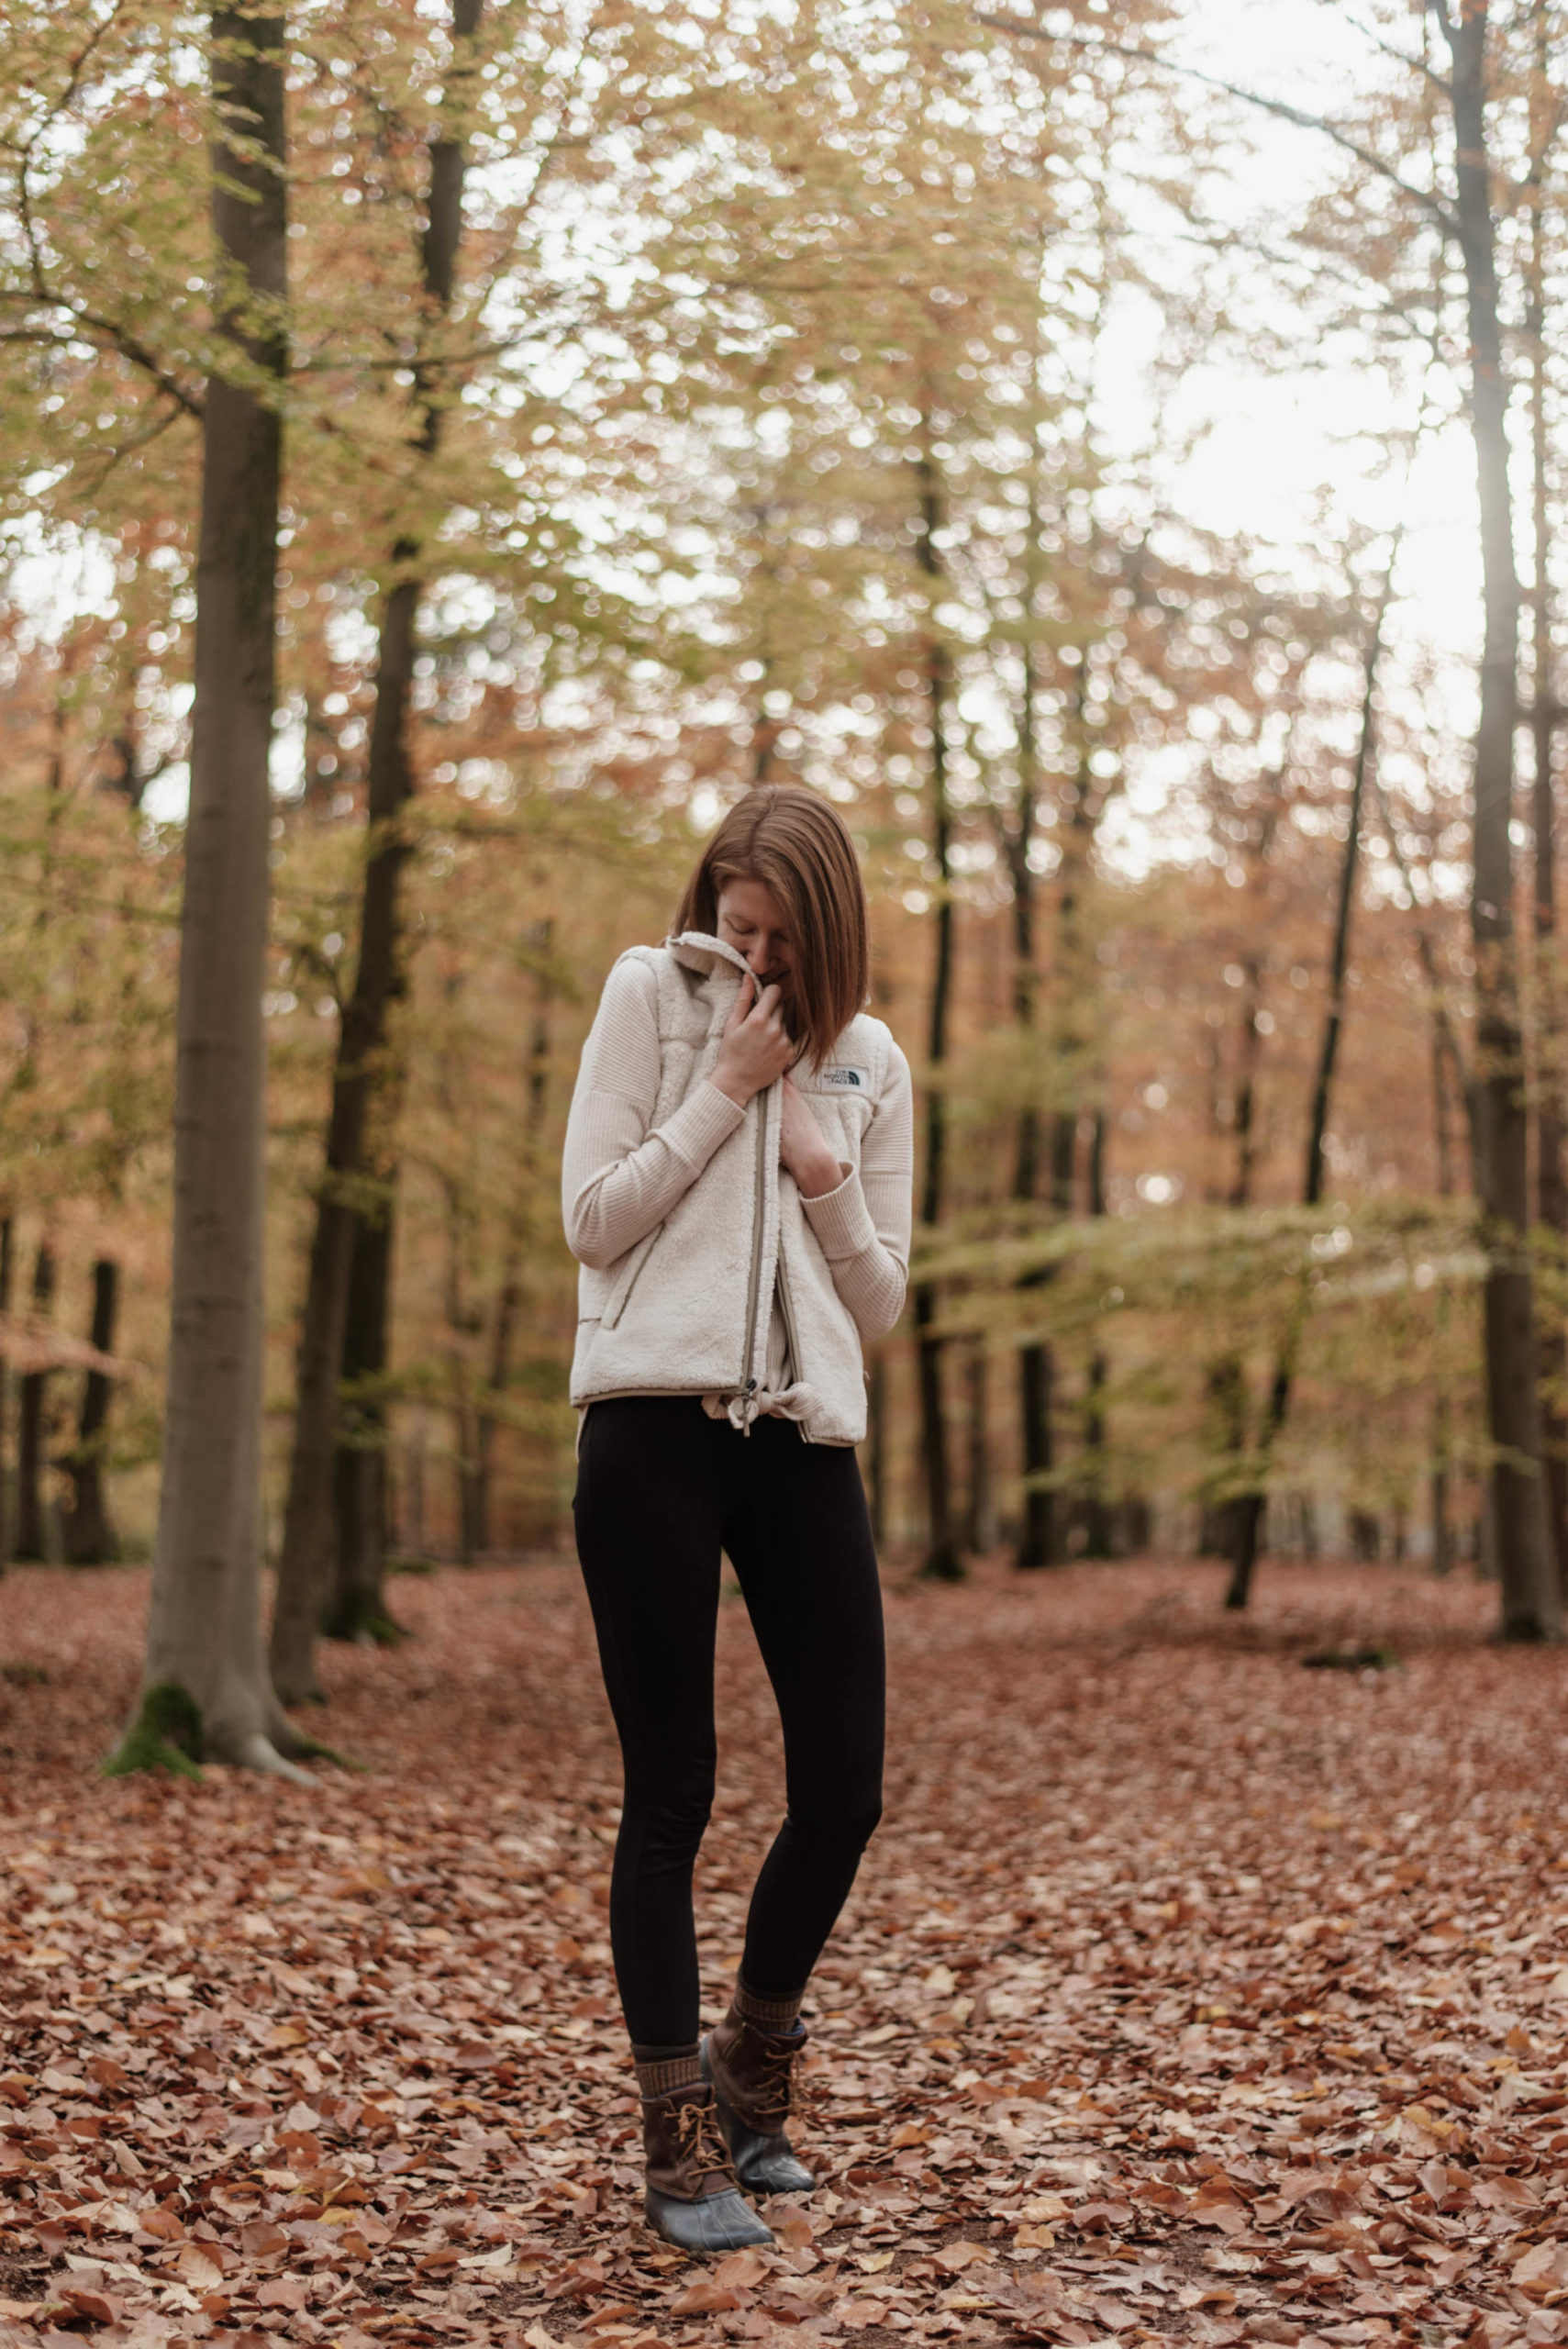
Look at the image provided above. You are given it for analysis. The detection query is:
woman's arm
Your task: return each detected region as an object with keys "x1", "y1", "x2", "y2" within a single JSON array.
[
  {"x1": 798, "y1": 1041, "x2": 914, "y2": 1340},
  {"x1": 562, "y1": 959, "x2": 743, "y2": 1270}
]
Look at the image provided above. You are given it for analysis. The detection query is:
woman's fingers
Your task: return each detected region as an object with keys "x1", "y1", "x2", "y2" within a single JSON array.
[{"x1": 724, "y1": 972, "x2": 758, "y2": 1034}]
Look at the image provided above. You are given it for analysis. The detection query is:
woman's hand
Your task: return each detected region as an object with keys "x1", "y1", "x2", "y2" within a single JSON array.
[
  {"x1": 712, "y1": 974, "x2": 795, "y2": 1107},
  {"x1": 779, "y1": 1074, "x2": 844, "y2": 1199}
]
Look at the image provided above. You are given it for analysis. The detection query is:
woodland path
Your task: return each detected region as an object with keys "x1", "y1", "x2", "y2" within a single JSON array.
[{"x1": 1, "y1": 1555, "x2": 1566, "y2": 2349}]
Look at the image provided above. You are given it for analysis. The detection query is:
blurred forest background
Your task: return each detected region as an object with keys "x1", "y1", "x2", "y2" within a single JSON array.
[{"x1": 0, "y1": 0, "x2": 1562, "y2": 1655}]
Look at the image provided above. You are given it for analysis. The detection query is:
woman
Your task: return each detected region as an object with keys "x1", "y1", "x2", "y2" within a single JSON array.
[{"x1": 562, "y1": 785, "x2": 913, "y2": 2252}]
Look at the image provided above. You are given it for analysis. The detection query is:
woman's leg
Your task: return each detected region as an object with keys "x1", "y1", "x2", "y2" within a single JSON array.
[
  {"x1": 722, "y1": 1419, "x2": 886, "y2": 1997},
  {"x1": 573, "y1": 1397, "x2": 728, "y2": 2049}
]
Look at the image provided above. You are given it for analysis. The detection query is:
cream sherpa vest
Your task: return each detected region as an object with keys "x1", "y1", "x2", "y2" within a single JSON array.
[{"x1": 569, "y1": 932, "x2": 897, "y2": 1446}]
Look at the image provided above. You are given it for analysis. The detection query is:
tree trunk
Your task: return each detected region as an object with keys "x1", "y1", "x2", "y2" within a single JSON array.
[
  {"x1": 964, "y1": 1341, "x2": 993, "y2": 1554},
  {"x1": 1440, "y1": 0, "x2": 1561, "y2": 1640},
  {"x1": 1081, "y1": 1110, "x2": 1114, "y2": 1557},
  {"x1": 913, "y1": 442, "x2": 962, "y2": 1579},
  {"x1": 1225, "y1": 559, "x2": 1395, "y2": 1609},
  {"x1": 475, "y1": 921, "x2": 553, "y2": 1551},
  {"x1": 15, "y1": 1237, "x2": 54, "y2": 1564},
  {"x1": 0, "y1": 1213, "x2": 11, "y2": 1570},
  {"x1": 1008, "y1": 596, "x2": 1056, "y2": 1568},
  {"x1": 60, "y1": 1259, "x2": 120, "y2": 1565},
  {"x1": 270, "y1": 577, "x2": 420, "y2": 1692},
  {"x1": 1527, "y1": 93, "x2": 1568, "y2": 1594},
  {"x1": 114, "y1": 6, "x2": 308, "y2": 1780},
  {"x1": 326, "y1": 1204, "x2": 404, "y2": 1643},
  {"x1": 1430, "y1": 1017, "x2": 1456, "y2": 1575},
  {"x1": 270, "y1": 0, "x2": 484, "y2": 1694}
]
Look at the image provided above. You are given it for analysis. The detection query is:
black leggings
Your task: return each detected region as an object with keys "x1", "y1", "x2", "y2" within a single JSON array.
[{"x1": 573, "y1": 1397, "x2": 885, "y2": 2048}]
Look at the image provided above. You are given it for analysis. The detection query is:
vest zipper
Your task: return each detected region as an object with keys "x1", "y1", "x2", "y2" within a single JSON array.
[
  {"x1": 738, "y1": 1086, "x2": 771, "y2": 1415},
  {"x1": 775, "y1": 1238, "x2": 814, "y2": 1443}
]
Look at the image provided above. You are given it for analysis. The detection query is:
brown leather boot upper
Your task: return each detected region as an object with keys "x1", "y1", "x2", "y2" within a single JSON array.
[
  {"x1": 706, "y1": 2006, "x2": 808, "y2": 2134},
  {"x1": 641, "y1": 2083, "x2": 738, "y2": 2203}
]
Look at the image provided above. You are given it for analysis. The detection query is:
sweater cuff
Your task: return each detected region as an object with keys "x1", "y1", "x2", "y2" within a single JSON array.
[
  {"x1": 657, "y1": 1077, "x2": 747, "y2": 1167},
  {"x1": 802, "y1": 1163, "x2": 878, "y2": 1260}
]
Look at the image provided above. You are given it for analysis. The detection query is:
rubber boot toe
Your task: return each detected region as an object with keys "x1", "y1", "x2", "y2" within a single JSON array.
[
  {"x1": 643, "y1": 2185, "x2": 773, "y2": 2253},
  {"x1": 727, "y1": 2126, "x2": 815, "y2": 2197}
]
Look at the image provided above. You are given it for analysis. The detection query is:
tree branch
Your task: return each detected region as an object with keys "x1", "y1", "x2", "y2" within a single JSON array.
[{"x1": 977, "y1": 15, "x2": 1461, "y2": 239}]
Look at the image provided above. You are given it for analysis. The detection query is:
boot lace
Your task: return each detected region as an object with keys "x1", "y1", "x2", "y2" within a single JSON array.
[
  {"x1": 672, "y1": 2092, "x2": 733, "y2": 2182},
  {"x1": 749, "y1": 2025, "x2": 807, "y2": 2129}
]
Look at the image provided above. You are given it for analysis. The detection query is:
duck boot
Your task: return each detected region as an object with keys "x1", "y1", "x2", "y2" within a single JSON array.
[
  {"x1": 641, "y1": 2079, "x2": 773, "y2": 2253},
  {"x1": 701, "y1": 2001, "x2": 814, "y2": 2196}
]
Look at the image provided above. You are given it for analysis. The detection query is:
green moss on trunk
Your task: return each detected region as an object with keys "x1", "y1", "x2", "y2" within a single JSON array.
[{"x1": 102, "y1": 1682, "x2": 204, "y2": 1780}]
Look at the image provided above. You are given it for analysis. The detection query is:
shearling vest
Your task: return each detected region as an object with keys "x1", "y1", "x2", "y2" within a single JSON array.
[{"x1": 569, "y1": 933, "x2": 898, "y2": 1446}]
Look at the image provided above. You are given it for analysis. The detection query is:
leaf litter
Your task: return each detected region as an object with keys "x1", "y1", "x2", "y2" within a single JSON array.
[{"x1": 1, "y1": 1554, "x2": 1567, "y2": 2349}]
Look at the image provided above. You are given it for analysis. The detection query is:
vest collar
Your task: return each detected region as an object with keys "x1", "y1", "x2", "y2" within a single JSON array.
[{"x1": 667, "y1": 930, "x2": 754, "y2": 984}]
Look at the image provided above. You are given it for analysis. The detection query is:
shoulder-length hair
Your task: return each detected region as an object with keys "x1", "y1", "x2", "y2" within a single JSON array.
[{"x1": 673, "y1": 785, "x2": 870, "y2": 1066}]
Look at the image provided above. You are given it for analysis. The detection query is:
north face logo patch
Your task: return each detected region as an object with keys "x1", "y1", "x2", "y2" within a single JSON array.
[{"x1": 818, "y1": 1065, "x2": 869, "y2": 1091}]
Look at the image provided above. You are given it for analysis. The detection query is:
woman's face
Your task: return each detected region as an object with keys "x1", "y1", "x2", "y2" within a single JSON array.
[{"x1": 716, "y1": 877, "x2": 794, "y2": 999}]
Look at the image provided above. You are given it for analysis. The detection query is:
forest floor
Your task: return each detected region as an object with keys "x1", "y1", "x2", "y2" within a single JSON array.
[{"x1": 1, "y1": 1553, "x2": 1566, "y2": 2349}]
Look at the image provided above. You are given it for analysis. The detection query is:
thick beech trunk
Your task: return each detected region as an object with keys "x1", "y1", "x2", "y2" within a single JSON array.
[
  {"x1": 15, "y1": 1238, "x2": 55, "y2": 1563},
  {"x1": 1441, "y1": 2, "x2": 1561, "y2": 1639},
  {"x1": 119, "y1": 8, "x2": 309, "y2": 1778},
  {"x1": 61, "y1": 1260, "x2": 119, "y2": 1565},
  {"x1": 270, "y1": 0, "x2": 483, "y2": 1695},
  {"x1": 913, "y1": 447, "x2": 962, "y2": 1580}
]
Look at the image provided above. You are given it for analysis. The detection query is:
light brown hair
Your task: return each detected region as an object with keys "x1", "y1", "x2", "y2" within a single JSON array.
[{"x1": 673, "y1": 785, "x2": 870, "y2": 1066}]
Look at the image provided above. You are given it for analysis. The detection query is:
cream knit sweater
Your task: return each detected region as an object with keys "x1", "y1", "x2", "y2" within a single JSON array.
[{"x1": 562, "y1": 935, "x2": 913, "y2": 1443}]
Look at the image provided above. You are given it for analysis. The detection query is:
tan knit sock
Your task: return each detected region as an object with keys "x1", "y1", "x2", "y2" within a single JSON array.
[
  {"x1": 735, "y1": 1977, "x2": 806, "y2": 2032},
  {"x1": 633, "y1": 2049, "x2": 702, "y2": 2098}
]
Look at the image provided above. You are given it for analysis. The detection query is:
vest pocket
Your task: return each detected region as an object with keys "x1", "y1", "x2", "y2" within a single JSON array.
[{"x1": 602, "y1": 1224, "x2": 662, "y2": 1330}]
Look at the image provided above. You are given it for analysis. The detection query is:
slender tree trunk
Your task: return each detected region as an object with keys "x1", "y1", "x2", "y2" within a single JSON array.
[
  {"x1": 913, "y1": 442, "x2": 962, "y2": 1579},
  {"x1": 1225, "y1": 562, "x2": 1396, "y2": 1609},
  {"x1": 270, "y1": 0, "x2": 484, "y2": 1694},
  {"x1": 447, "y1": 1174, "x2": 483, "y2": 1564},
  {"x1": 1440, "y1": 0, "x2": 1561, "y2": 1639},
  {"x1": 15, "y1": 1239, "x2": 55, "y2": 1564},
  {"x1": 1199, "y1": 962, "x2": 1264, "y2": 1554},
  {"x1": 964, "y1": 1342, "x2": 993, "y2": 1553},
  {"x1": 1081, "y1": 1108, "x2": 1114, "y2": 1557},
  {"x1": 1009, "y1": 599, "x2": 1057, "y2": 1568},
  {"x1": 1431, "y1": 1019, "x2": 1456, "y2": 1575},
  {"x1": 327, "y1": 1206, "x2": 403, "y2": 1642},
  {"x1": 1527, "y1": 105, "x2": 1568, "y2": 1593},
  {"x1": 270, "y1": 577, "x2": 420, "y2": 1691},
  {"x1": 61, "y1": 1260, "x2": 119, "y2": 1565},
  {"x1": 117, "y1": 6, "x2": 308, "y2": 1778},
  {"x1": 1229, "y1": 957, "x2": 1264, "y2": 1211},
  {"x1": 0, "y1": 1213, "x2": 12, "y2": 1571},
  {"x1": 476, "y1": 922, "x2": 553, "y2": 1550}
]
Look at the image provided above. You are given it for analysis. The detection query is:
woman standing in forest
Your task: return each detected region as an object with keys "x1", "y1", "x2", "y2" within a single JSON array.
[{"x1": 562, "y1": 785, "x2": 913, "y2": 2252}]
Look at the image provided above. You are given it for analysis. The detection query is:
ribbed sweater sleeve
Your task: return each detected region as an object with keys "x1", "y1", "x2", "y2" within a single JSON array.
[
  {"x1": 801, "y1": 1039, "x2": 914, "y2": 1340},
  {"x1": 562, "y1": 958, "x2": 743, "y2": 1270}
]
